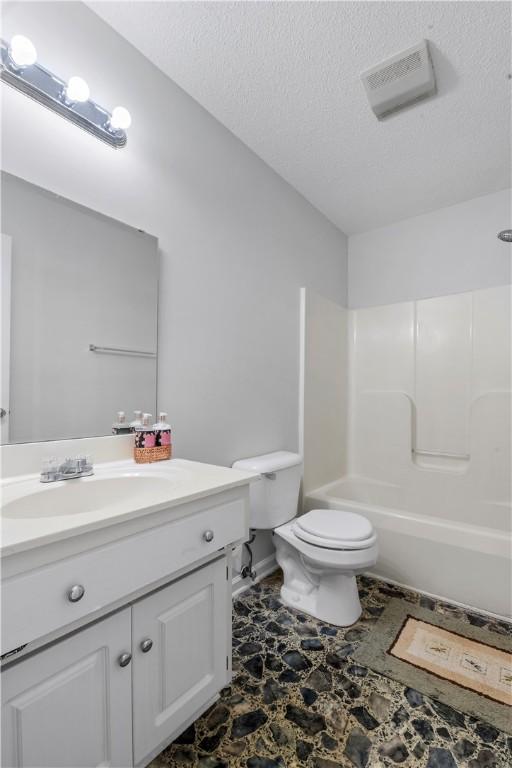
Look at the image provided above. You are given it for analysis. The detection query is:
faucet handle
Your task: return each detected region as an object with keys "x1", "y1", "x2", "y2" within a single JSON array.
[
  {"x1": 76, "y1": 454, "x2": 93, "y2": 474},
  {"x1": 76, "y1": 455, "x2": 87, "y2": 472},
  {"x1": 40, "y1": 457, "x2": 59, "y2": 483}
]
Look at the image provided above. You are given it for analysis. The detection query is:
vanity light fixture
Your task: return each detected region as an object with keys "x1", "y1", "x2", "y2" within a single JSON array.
[{"x1": 0, "y1": 35, "x2": 131, "y2": 148}]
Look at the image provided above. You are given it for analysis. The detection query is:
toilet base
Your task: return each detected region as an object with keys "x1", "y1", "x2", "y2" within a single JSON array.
[
  {"x1": 279, "y1": 572, "x2": 362, "y2": 627},
  {"x1": 275, "y1": 537, "x2": 364, "y2": 627}
]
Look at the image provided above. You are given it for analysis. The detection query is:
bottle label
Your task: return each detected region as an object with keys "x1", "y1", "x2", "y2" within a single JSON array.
[
  {"x1": 135, "y1": 430, "x2": 156, "y2": 448},
  {"x1": 113, "y1": 426, "x2": 132, "y2": 435},
  {"x1": 155, "y1": 428, "x2": 171, "y2": 447}
]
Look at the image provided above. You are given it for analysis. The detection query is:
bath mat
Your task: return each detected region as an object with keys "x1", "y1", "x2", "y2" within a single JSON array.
[{"x1": 352, "y1": 599, "x2": 512, "y2": 734}]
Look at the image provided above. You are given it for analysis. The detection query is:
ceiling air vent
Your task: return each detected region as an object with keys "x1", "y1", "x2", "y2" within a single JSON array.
[{"x1": 361, "y1": 40, "x2": 436, "y2": 119}]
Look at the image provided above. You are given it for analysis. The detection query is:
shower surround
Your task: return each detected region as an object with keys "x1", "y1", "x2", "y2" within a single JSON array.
[{"x1": 301, "y1": 285, "x2": 511, "y2": 617}]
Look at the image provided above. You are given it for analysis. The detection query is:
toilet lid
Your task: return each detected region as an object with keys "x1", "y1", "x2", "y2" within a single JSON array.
[{"x1": 293, "y1": 509, "x2": 375, "y2": 550}]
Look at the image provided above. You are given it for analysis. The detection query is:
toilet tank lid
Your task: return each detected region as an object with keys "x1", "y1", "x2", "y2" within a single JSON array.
[{"x1": 233, "y1": 451, "x2": 302, "y2": 473}]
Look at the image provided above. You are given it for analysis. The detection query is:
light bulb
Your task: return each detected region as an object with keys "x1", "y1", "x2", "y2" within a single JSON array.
[
  {"x1": 110, "y1": 106, "x2": 131, "y2": 131},
  {"x1": 65, "y1": 76, "x2": 90, "y2": 103},
  {"x1": 9, "y1": 35, "x2": 37, "y2": 67}
]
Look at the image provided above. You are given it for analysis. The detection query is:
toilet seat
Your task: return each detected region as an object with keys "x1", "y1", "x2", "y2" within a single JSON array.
[{"x1": 292, "y1": 508, "x2": 376, "y2": 550}]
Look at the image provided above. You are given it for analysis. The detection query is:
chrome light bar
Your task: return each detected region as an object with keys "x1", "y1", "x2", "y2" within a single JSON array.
[{"x1": 0, "y1": 37, "x2": 130, "y2": 149}]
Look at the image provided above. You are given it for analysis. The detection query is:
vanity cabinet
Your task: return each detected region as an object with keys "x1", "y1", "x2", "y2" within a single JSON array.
[
  {"x1": 2, "y1": 494, "x2": 245, "y2": 654},
  {"x1": 132, "y1": 557, "x2": 229, "y2": 764},
  {"x1": 2, "y1": 556, "x2": 232, "y2": 768},
  {"x1": 1, "y1": 457, "x2": 253, "y2": 768},
  {"x1": 1, "y1": 608, "x2": 133, "y2": 768}
]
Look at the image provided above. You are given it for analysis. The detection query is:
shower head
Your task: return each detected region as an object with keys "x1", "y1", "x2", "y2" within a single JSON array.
[{"x1": 497, "y1": 229, "x2": 512, "y2": 242}]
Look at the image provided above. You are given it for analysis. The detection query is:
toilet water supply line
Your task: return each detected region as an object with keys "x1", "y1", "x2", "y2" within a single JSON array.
[{"x1": 241, "y1": 531, "x2": 257, "y2": 580}]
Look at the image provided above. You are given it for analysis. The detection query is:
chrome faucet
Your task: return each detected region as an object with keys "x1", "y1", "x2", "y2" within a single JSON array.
[{"x1": 40, "y1": 455, "x2": 94, "y2": 483}]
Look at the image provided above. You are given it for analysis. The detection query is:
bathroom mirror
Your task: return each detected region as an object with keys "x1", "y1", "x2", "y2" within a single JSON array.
[{"x1": 0, "y1": 172, "x2": 159, "y2": 444}]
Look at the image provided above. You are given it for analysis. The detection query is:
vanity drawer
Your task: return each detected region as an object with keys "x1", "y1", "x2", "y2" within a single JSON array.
[{"x1": 2, "y1": 496, "x2": 247, "y2": 653}]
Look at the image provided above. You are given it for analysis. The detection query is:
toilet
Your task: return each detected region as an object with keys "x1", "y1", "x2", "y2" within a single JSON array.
[{"x1": 233, "y1": 451, "x2": 378, "y2": 626}]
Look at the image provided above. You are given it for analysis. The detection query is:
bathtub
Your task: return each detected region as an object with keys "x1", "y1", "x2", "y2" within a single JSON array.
[{"x1": 305, "y1": 476, "x2": 511, "y2": 619}]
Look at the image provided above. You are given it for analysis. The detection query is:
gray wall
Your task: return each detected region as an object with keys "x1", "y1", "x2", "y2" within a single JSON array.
[
  {"x1": 349, "y1": 189, "x2": 511, "y2": 308},
  {"x1": 1, "y1": 1, "x2": 348, "y2": 465},
  {"x1": 2, "y1": 173, "x2": 158, "y2": 443},
  {"x1": 1, "y1": 2, "x2": 348, "y2": 571}
]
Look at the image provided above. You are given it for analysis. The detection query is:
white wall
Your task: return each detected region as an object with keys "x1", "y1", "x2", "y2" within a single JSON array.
[
  {"x1": 301, "y1": 289, "x2": 347, "y2": 495},
  {"x1": 1, "y1": 1, "x2": 347, "y2": 575},
  {"x1": 349, "y1": 189, "x2": 511, "y2": 308},
  {"x1": 1, "y1": 1, "x2": 348, "y2": 469}
]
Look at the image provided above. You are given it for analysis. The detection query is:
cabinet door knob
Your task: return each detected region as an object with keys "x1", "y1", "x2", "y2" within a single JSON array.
[
  {"x1": 203, "y1": 530, "x2": 214, "y2": 542},
  {"x1": 118, "y1": 652, "x2": 132, "y2": 667},
  {"x1": 140, "y1": 638, "x2": 153, "y2": 653},
  {"x1": 67, "y1": 584, "x2": 85, "y2": 603}
]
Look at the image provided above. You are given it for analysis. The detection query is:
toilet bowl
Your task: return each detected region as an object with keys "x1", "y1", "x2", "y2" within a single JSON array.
[
  {"x1": 232, "y1": 451, "x2": 378, "y2": 627},
  {"x1": 274, "y1": 509, "x2": 378, "y2": 626}
]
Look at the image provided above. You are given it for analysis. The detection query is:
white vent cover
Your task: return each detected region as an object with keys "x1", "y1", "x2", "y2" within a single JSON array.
[{"x1": 361, "y1": 40, "x2": 436, "y2": 119}]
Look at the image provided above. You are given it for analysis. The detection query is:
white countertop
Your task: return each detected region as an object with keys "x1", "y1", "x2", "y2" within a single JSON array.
[{"x1": 1, "y1": 458, "x2": 257, "y2": 557}]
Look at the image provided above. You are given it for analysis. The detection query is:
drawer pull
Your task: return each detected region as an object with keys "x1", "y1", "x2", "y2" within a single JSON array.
[
  {"x1": 67, "y1": 584, "x2": 85, "y2": 603},
  {"x1": 118, "y1": 652, "x2": 132, "y2": 667},
  {"x1": 140, "y1": 638, "x2": 153, "y2": 653},
  {"x1": 203, "y1": 530, "x2": 214, "y2": 542}
]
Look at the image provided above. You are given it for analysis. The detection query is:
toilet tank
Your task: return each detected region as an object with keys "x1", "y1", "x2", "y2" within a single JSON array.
[{"x1": 232, "y1": 451, "x2": 302, "y2": 529}]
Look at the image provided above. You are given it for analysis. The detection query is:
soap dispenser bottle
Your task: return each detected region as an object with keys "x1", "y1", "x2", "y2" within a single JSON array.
[
  {"x1": 153, "y1": 412, "x2": 172, "y2": 461},
  {"x1": 112, "y1": 411, "x2": 131, "y2": 435},
  {"x1": 129, "y1": 410, "x2": 143, "y2": 432},
  {"x1": 134, "y1": 413, "x2": 156, "y2": 463}
]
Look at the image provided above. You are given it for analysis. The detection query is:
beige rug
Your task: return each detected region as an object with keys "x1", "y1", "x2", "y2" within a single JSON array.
[
  {"x1": 390, "y1": 615, "x2": 512, "y2": 706},
  {"x1": 352, "y1": 599, "x2": 512, "y2": 734}
]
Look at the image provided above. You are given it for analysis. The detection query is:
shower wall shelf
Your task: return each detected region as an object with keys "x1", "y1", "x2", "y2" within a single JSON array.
[{"x1": 412, "y1": 448, "x2": 470, "y2": 460}]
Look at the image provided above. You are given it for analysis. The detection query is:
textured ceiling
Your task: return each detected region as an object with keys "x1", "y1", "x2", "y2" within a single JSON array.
[{"x1": 88, "y1": 1, "x2": 511, "y2": 234}]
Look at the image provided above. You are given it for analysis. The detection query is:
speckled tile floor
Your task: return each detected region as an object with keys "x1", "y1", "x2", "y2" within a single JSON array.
[{"x1": 150, "y1": 571, "x2": 512, "y2": 768}]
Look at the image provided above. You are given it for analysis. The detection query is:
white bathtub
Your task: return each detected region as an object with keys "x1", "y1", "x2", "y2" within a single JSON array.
[{"x1": 305, "y1": 476, "x2": 511, "y2": 619}]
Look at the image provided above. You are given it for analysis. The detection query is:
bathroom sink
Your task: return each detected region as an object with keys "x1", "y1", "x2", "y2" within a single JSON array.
[
  {"x1": 2, "y1": 471, "x2": 180, "y2": 519},
  {"x1": 0, "y1": 458, "x2": 255, "y2": 557}
]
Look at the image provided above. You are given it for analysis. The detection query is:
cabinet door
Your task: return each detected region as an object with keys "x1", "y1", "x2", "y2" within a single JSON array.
[
  {"x1": 132, "y1": 557, "x2": 229, "y2": 765},
  {"x1": 1, "y1": 608, "x2": 133, "y2": 768}
]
